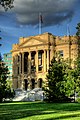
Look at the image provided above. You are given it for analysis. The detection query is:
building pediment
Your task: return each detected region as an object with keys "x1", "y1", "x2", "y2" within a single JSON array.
[{"x1": 19, "y1": 37, "x2": 47, "y2": 48}]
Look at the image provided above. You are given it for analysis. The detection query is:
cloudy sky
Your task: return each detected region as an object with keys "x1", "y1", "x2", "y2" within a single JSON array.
[{"x1": 0, "y1": 0, "x2": 80, "y2": 55}]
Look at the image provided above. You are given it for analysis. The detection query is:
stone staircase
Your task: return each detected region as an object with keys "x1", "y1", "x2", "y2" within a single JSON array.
[{"x1": 13, "y1": 88, "x2": 44, "y2": 101}]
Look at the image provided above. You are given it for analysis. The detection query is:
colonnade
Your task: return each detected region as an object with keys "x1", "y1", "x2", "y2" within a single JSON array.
[
  {"x1": 17, "y1": 49, "x2": 50, "y2": 74},
  {"x1": 13, "y1": 49, "x2": 50, "y2": 90}
]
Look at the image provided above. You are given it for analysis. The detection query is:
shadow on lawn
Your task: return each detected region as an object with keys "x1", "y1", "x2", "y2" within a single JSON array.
[
  {"x1": 0, "y1": 108, "x2": 56, "y2": 120},
  {"x1": 0, "y1": 102, "x2": 80, "y2": 120},
  {"x1": 43, "y1": 113, "x2": 80, "y2": 120}
]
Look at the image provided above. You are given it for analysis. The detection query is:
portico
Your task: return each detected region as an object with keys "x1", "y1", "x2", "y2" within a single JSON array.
[{"x1": 12, "y1": 33, "x2": 54, "y2": 90}]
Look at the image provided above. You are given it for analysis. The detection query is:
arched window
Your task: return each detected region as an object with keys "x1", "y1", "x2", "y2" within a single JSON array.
[
  {"x1": 16, "y1": 80, "x2": 18, "y2": 89},
  {"x1": 24, "y1": 79, "x2": 28, "y2": 90},
  {"x1": 31, "y1": 79, "x2": 35, "y2": 89}
]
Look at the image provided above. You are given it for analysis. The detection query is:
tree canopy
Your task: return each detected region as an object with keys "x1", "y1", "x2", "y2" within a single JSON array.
[
  {"x1": 0, "y1": 54, "x2": 14, "y2": 102},
  {"x1": 0, "y1": 0, "x2": 14, "y2": 11},
  {"x1": 44, "y1": 56, "x2": 80, "y2": 102},
  {"x1": 44, "y1": 57, "x2": 70, "y2": 102}
]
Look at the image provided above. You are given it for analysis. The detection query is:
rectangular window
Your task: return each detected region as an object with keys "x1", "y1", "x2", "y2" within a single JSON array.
[
  {"x1": 24, "y1": 53, "x2": 28, "y2": 73},
  {"x1": 31, "y1": 65, "x2": 36, "y2": 72},
  {"x1": 18, "y1": 67, "x2": 19, "y2": 74},
  {"x1": 59, "y1": 50, "x2": 64, "y2": 56},
  {"x1": 38, "y1": 65, "x2": 42, "y2": 71},
  {"x1": 18, "y1": 55, "x2": 20, "y2": 62}
]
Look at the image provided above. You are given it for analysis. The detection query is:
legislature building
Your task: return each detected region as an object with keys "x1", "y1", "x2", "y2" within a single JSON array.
[{"x1": 11, "y1": 32, "x2": 79, "y2": 90}]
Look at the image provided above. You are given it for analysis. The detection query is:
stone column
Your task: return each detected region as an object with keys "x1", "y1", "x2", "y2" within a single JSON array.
[
  {"x1": 20, "y1": 53, "x2": 22, "y2": 74},
  {"x1": 22, "y1": 52, "x2": 24, "y2": 74},
  {"x1": 15, "y1": 56, "x2": 17, "y2": 75},
  {"x1": 19, "y1": 53, "x2": 21, "y2": 74},
  {"x1": 21, "y1": 80, "x2": 24, "y2": 89},
  {"x1": 42, "y1": 51, "x2": 44, "y2": 72},
  {"x1": 35, "y1": 50, "x2": 38, "y2": 73},
  {"x1": 21, "y1": 53, "x2": 24, "y2": 90},
  {"x1": 47, "y1": 50, "x2": 49, "y2": 71},
  {"x1": 44, "y1": 50, "x2": 46, "y2": 72},
  {"x1": 28, "y1": 52, "x2": 31, "y2": 74}
]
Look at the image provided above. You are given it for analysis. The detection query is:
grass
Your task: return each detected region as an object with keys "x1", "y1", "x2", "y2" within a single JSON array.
[{"x1": 0, "y1": 101, "x2": 80, "y2": 120}]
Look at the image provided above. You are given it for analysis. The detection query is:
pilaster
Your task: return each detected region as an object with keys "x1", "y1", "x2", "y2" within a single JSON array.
[
  {"x1": 44, "y1": 50, "x2": 46, "y2": 72},
  {"x1": 28, "y1": 52, "x2": 31, "y2": 74},
  {"x1": 47, "y1": 50, "x2": 49, "y2": 71},
  {"x1": 35, "y1": 50, "x2": 38, "y2": 73},
  {"x1": 22, "y1": 52, "x2": 24, "y2": 74}
]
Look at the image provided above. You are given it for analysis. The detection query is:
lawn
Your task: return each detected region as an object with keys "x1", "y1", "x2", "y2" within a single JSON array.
[{"x1": 0, "y1": 101, "x2": 80, "y2": 120}]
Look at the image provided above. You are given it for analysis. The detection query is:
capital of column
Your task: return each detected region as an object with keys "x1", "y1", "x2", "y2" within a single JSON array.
[{"x1": 28, "y1": 51, "x2": 31, "y2": 59}]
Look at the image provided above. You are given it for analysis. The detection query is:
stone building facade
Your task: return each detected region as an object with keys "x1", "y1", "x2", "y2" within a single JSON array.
[{"x1": 11, "y1": 32, "x2": 79, "y2": 90}]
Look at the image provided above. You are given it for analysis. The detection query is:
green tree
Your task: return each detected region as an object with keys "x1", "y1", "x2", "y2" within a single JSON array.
[
  {"x1": 44, "y1": 57, "x2": 70, "y2": 102},
  {"x1": 73, "y1": 58, "x2": 80, "y2": 101},
  {"x1": 0, "y1": 54, "x2": 14, "y2": 102},
  {"x1": 75, "y1": 22, "x2": 80, "y2": 101},
  {"x1": 62, "y1": 67, "x2": 79, "y2": 102},
  {"x1": 44, "y1": 56, "x2": 80, "y2": 102},
  {"x1": 0, "y1": 1, "x2": 14, "y2": 102}
]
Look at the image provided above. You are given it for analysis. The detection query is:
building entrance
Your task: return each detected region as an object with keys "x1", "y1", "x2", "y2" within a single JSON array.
[
  {"x1": 31, "y1": 79, "x2": 35, "y2": 89},
  {"x1": 38, "y1": 78, "x2": 42, "y2": 88},
  {"x1": 24, "y1": 79, "x2": 28, "y2": 90}
]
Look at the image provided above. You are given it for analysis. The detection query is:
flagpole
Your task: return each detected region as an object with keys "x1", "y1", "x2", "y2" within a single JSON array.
[
  {"x1": 39, "y1": 12, "x2": 42, "y2": 34},
  {"x1": 67, "y1": 24, "x2": 70, "y2": 36}
]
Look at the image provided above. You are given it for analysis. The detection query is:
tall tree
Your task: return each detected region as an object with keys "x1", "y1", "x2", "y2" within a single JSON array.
[
  {"x1": 63, "y1": 66, "x2": 80, "y2": 102},
  {"x1": 75, "y1": 22, "x2": 80, "y2": 100},
  {"x1": 73, "y1": 58, "x2": 80, "y2": 101},
  {"x1": 76, "y1": 22, "x2": 80, "y2": 57},
  {"x1": 44, "y1": 57, "x2": 70, "y2": 102},
  {"x1": 0, "y1": 1, "x2": 14, "y2": 102},
  {"x1": 44, "y1": 56, "x2": 80, "y2": 102},
  {"x1": 0, "y1": 54, "x2": 14, "y2": 102}
]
